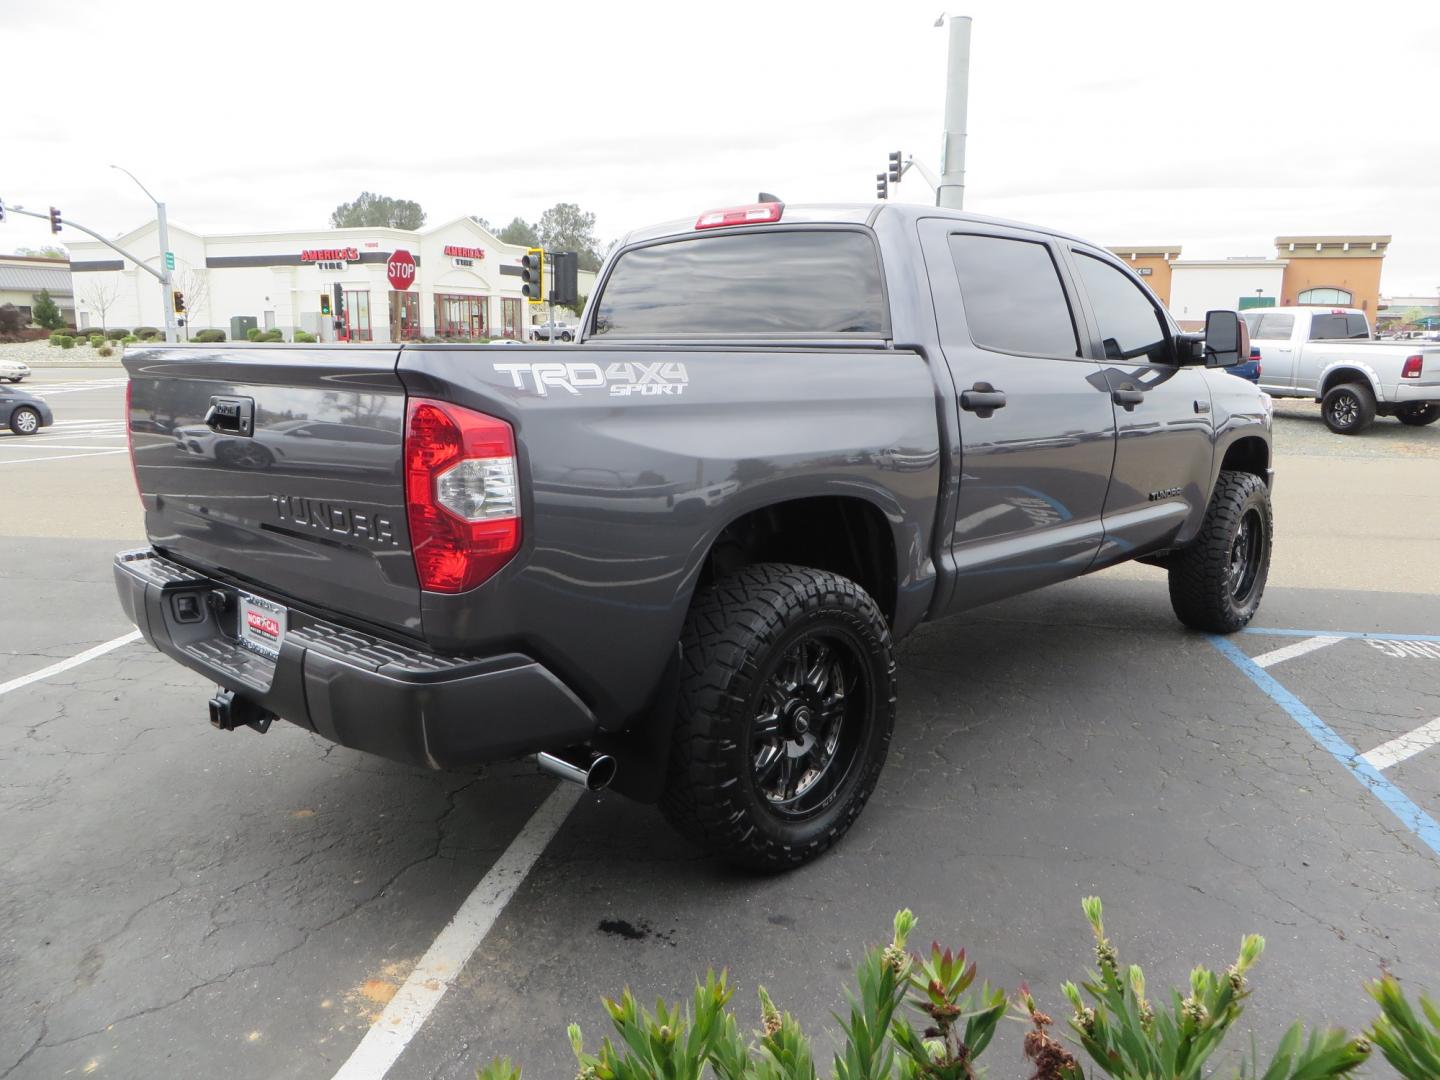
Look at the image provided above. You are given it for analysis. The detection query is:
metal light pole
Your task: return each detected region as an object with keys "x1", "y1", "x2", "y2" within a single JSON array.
[
  {"x1": 936, "y1": 14, "x2": 972, "y2": 210},
  {"x1": 111, "y1": 165, "x2": 178, "y2": 343}
]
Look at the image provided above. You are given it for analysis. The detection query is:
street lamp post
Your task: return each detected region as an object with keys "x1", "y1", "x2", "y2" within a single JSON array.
[{"x1": 110, "y1": 165, "x2": 178, "y2": 343}]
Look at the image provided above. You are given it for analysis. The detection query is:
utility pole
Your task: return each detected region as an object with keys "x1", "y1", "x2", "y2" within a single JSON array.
[
  {"x1": 937, "y1": 14, "x2": 972, "y2": 210},
  {"x1": 111, "y1": 166, "x2": 179, "y2": 343}
]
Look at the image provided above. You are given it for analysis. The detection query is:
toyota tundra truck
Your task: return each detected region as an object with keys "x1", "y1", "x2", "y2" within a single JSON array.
[{"x1": 116, "y1": 202, "x2": 1273, "y2": 869}]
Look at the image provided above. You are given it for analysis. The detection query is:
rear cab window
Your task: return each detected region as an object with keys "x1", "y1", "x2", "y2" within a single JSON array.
[
  {"x1": 590, "y1": 229, "x2": 887, "y2": 338},
  {"x1": 1309, "y1": 313, "x2": 1371, "y2": 340}
]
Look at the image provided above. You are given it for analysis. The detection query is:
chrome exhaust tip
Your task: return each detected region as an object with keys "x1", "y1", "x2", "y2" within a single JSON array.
[{"x1": 537, "y1": 748, "x2": 617, "y2": 792}]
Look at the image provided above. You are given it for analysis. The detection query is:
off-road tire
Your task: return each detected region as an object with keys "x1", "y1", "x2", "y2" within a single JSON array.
[
  {"x1": 10, "y1": 407, "x2": 41, "y2": 435},
  {"x1": 1321, "y1": 382, "x2": 1376, "y2": 434},
  {"x1": 1396, "y1": 403, "x2": 1440, "y2": 427},
  {"x1": 1168, "y1": 470, "x2": 1272, "y2": 633},
  {"x1": 660, "y1": 564, "x2": 896, "y2": 871}
]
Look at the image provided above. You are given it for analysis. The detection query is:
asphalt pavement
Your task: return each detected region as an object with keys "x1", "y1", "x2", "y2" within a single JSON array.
[{"x1": 2, "y1": 368, "x2": 1438, "y2": 1079}]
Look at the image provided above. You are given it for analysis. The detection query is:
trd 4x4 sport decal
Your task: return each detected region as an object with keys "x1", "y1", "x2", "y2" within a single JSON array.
[{"x1": 493, "y1": 361, "x2": 689, "y2": 398}]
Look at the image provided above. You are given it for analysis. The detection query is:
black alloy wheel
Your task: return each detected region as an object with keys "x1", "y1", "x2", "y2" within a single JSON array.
[
  {"x1": 750, "y1": 631, "x2": 867, "y2": 820},
  {"x1": 1396, "y1": 403, "x2": 1440, "y2": 427},
  {"x1": 661, "y1": 563, "x2": 896, "y2": 871},
  {"x1": 1227, "y1": 508, "x2": 1264, "y2": 606},
  {"x1": 1321, "y1": 382, "x2": 1375, "y2": 435}
]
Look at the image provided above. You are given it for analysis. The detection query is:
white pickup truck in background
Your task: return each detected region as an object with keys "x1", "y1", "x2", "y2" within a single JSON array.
[{"x1": 1243, "y1": 306, "x2": 1440, "y2": 433}]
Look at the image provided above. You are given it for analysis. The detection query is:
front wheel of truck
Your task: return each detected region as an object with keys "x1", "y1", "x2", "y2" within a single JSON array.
[
  {"x1": 660, "y1": 564, "x2": 896, "y2": 872},
  {"x1": 1167, "y1": 470, "x2": 1273, "y2": 634}
]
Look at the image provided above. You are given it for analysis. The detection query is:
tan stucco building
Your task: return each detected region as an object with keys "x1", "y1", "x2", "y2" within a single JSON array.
[{"x1": 1274, "y1": 235, "x2": 1388, "y2": 314}]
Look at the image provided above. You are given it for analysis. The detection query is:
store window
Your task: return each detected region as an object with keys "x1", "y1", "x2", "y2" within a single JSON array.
[
  {"x1": 1297, "y1": 287, "x2": 1353, "y2": 306},
  {"x1": 389, "y1": 292, "x2": 420, "y2": 340},
  {"x1": 502, "y1": 298, "x2": 522, "y2": 339},
  {"x1": 435, "y1": 294, "x2": 489, "y2": 338},
  {"x1": 343, "y1": 289, "x2": 372, "y2": 341}
]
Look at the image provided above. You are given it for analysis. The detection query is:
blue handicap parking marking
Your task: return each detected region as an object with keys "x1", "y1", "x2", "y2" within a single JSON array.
[{"x1": 1211, "y1": 633, "x2": 1440, "y2": 859}]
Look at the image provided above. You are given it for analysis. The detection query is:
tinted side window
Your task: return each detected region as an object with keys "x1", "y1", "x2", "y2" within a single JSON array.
[
  {"x1": 947, "y1": 234, "x2": 1079, "y2": 357},
  {"x1": 1074, "y1": 252, "x2": 1170, "y2": 364},
  {"x1": 592, "y1": 230, "x2": 885, "y2": 337},
  {"x1": 1256, "y1": 313, "x2": 1295, "y2": 339},
  {"x1": 1346, "y1": 314, "x2": 1370, "y2": 339},
  {"x1": 1309, "y1": 314, "x2": 1349, "y2": 340}
]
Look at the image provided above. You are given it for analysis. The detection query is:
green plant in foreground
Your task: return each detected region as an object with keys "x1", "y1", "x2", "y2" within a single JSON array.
[
  {"x1": 480, "y1": 900, "x2": 1436, "y2": 1080},
  {"x1": 1366, "y1": 973, "x2": 1440, "y2": 1078},
  {"x1": 1063, "y1": 898, "x2": 1368, "y2": 1080}
]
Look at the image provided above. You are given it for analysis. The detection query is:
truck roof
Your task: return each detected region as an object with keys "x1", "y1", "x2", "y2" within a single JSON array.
[
  {"x1": 618, "y1": 202, "x2": 1097, "y2": 249},
  {"x1": 1245, "y1": 306, "x2": 1367, "y2": 318}
]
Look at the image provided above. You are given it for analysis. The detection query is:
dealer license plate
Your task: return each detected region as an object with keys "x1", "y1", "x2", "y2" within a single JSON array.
[{"x1": 238, "y1": 592, "x2": 287, "y2": 660}]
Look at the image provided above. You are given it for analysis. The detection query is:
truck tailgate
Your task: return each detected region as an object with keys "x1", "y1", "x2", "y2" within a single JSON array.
[{"x1": 124, "y1": 346, "x2": 421, "y2": 637}]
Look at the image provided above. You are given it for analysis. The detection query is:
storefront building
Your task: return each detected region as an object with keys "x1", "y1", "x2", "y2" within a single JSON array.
[
  {"x1": 66, "y1": 218, "x2": 553, "y2": 342},
  {"x1": 0, "y1": 255, "x2": 73, "y2": 324}
]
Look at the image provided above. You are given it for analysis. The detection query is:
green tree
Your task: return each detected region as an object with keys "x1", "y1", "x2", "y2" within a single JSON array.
[
  {"x1": 538, "y1": 202, "x2": 601, "y2": 270},
  {"x1": 31, "y1": 288, "x2": 65, "y2": 330},
  {"x1": 497, "y1": 216, "x2": 540, "y2": 247},
  {"x1": 330, "y1": 192, "x2": 426, "y2": 230},
  {"x1": 16, "y1": 245, "x2": 68, "y2": 259},
  {"x1": 469, "y1": 215, "x2": 492, "y2": 230}
]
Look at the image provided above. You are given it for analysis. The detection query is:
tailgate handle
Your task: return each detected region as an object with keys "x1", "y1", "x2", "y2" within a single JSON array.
[{"x1": 204, "y1": 396, "x2": 254, "y2": 436}]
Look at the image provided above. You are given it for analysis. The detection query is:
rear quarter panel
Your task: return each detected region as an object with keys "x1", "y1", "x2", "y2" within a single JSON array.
[{"x1": 399, "y1": 344, "x2": 942, "y2": 728}]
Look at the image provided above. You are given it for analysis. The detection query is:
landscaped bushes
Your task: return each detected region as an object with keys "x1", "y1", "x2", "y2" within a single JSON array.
[
  {"x1": 105, "y1": 328, "x2": 128, "y2": 341},
  {"x1": 478, "y1": 899, "x2": 1438, "y2": 1080},
  {"x1": 58, "y1": 336, "x2": 75, "y2": 349},
  {"x1": 293, "y1": 330, "x2": 316, "y2": 343},
  {"x1": 245, "y1": 327, "x2": 262, "y2": 341},
  {"x1": 193, "y1": 329, "x2": 226, "y2": 343}
]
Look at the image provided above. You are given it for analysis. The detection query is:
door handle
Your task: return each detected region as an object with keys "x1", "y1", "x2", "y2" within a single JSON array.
[
  {"x1": 1111, "y1": 386, "x2": 1145, "y2": 411},
  {"x1": 960, "y1": 384, "x2": 1006, "y2": 418}
]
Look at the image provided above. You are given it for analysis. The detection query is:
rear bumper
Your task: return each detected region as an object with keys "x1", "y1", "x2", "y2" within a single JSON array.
[
  {"x1": 1389, "y1": 383, "x2": 1440, "y2": 404},
  {"x1": 113, "y1": 548, "x2": 597, "y2": 770}
]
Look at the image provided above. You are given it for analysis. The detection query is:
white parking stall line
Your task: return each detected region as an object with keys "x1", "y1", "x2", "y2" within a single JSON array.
[
  {"x1": 0, "y1": 444, "x2": 129, "y2": 451},
  {"x1": 1361, "y1": 718, "x2": 1440, "y2": 772},
  {"x1": 21, "y1": 378, "x2": 128, "y2": 395},
  {"x1": 0, "y1": 448, "x2": 130, "y2": 465},
  {"x1": 329, "y1": 783, "x2": 581, "y2": 1080},
  {"x1": 0, "y1": 630, "x2": 143, "y2": 698},
  {"x1": 1252, "y1": 635, "x2": 1345, "y2": 669}
]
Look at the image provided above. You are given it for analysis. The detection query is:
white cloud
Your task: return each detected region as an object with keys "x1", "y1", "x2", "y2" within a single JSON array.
[{"x1": 4, "y1": 0, "x2": 1437, "y2": 294}]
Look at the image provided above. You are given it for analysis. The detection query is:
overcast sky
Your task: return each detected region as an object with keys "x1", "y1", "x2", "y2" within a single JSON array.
[{"x1": 5, "y1": 0, "x2": 1438, "y2": 295}]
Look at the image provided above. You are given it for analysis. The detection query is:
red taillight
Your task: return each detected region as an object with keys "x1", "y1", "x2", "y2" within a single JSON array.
[
  {"x1": 404, "y1": 399, "x2": 520, "y2": 593},
  {"x1": 125, "y1": 380, "x2": 142, "y2": 503},
  {"x1": 695, "y1": 202, "x2": 783, "y2": 229},
  {"x1": 1402, "y1": 355, "x2": 1423, "y2": 379}
]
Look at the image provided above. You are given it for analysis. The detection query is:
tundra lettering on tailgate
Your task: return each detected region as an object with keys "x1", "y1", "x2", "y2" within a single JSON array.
[{"x1": 272, "y1": 495, "x2": 399, "y2": 546}]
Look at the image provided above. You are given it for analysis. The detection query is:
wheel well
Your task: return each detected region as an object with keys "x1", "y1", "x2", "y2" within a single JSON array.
[
  {"x1": 1219, "y1": 436, "x2": 1269, "y2": 481},
  {"x1": 1320, "y1": 368, "x2": 1374, "y2": 396},
  {"x1": 699, "y1": 497, "x2": 897, "y2": 624}
]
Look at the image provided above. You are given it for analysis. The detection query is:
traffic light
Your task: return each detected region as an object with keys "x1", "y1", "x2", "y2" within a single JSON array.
[
  {"x1": 49, "y1": 206, "x2": 63, "y2": 234},
  {"x1": 876, "y1": 173, "x2": 888, "y2": 200},
  {"x1": 320, "y1": 293, "x2": 331, "y2": 315},
  {"x1": 521, "y1": 248, "x2": 544, "y2": 304},
  {"x1": 173, "y1": 291, "x2": 185, "y2": 314},
  {"x1": 549, "y1": 252, "x2": 579, "y2": 307},
  {"x1": 887, "y1": 151, "x2": 903, "y2": 184}
]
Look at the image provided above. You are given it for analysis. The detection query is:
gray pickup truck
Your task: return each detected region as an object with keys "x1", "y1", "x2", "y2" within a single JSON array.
[{"x1": 116, "y1": 202, "x2": 1273, "y2": 869}]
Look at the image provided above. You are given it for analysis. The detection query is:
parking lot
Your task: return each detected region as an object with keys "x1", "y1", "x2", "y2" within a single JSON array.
[{"x1": 3, "y1": 367, "x2": 1439, "y2": 1079}]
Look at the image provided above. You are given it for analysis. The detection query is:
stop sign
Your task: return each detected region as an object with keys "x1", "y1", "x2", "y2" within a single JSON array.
[{"x1": 387, "y1": 249, "x2": 416, "y2": 290}]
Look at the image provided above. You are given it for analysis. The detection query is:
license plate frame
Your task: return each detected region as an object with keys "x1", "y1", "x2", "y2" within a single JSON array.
[{"x1": 238, "y1": 592, "x2": 287, "y2": 660}]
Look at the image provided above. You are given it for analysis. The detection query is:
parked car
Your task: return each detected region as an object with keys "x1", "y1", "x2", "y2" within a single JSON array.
[
  {"x1": 530, "y1": 322, "x2": 575, "y2": 342},
  {"x1": 0, "y1": 385, "x2": 53, "y2": 435},
  {"x1": 1242, "y1": 306, "x2": 1440, "y2": 432},
  {"x1": 0, "y1": 358, "x2": 32, "y2": 382},
  {"x1": 116, "y1": 202, "x2": 1272, "y2": 870},
  {"x1": 1229, "y1": 346, "x2": 1262, "y2": 384}
]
